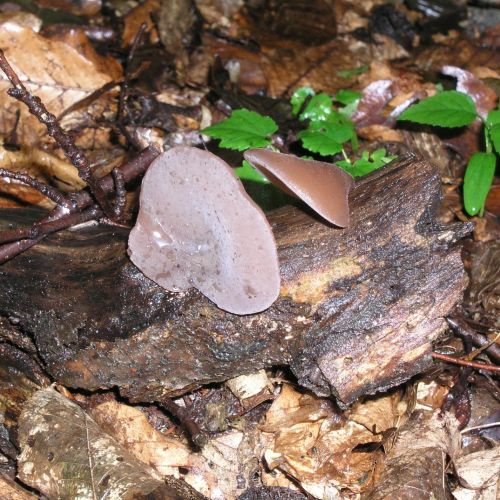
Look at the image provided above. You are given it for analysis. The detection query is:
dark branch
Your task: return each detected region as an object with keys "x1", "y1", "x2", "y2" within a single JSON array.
[
  {"x1": 112, "y1": 167, "x2": 127, "y2": 220},
  {"x1": 0, "y1": 145, "x2": 160, "y2": 264},
  {"x1": 0, "y1": 205, "x2": 102, "y2": 244},
  {"x1": 118, "y1": 23, "x2": 147, "y2": 150},
  {"x1": 0, "y1": 49, "x2": 116, "y2": 219},
  {"x1": 0, "y1": 169, "x2": 70, "y2": 207}
]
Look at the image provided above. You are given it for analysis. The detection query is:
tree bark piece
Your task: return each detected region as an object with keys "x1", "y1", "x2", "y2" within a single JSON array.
[{"x1": 0, "y1": 154, "x2": 472, "y2": 405}]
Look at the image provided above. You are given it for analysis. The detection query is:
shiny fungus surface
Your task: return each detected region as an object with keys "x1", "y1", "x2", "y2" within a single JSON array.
[
  {"x1": 244, "y1": 149, "x2": 354, "y2": 227},
  {"x1": 128, "y1": 147, "x2": 280, "y2": 315}
]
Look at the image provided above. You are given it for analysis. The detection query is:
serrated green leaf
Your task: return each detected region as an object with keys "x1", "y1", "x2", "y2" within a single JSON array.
[
  {"x1": 398, "y1": 91, "x2": 477, "y2": 128},
  {"x1": 202, "y1": 109, "x2": 278, "y2": 151},
  {"x1": 335, "y1": 160, "x2": 352, "y2": 169},
  {"x1": 489, "y1": 124, "x2": 500, "y2": 154},
  {"x1": 335, "y1": 90, "x2": 362, "y2": 106},
  {"x1": 234, "y1": 160, "x2": 270, "y2": 184},
  {"x1": 298, "y1": 123, "x2": 354, "y2": 156},
  {"x1": 336, "y1": 149, "x2": 395, "y2": 177},
  {"x1": 486, "y1": 109, "x2": 500, "y2": 128},
  {"x1": 337, "y1": 65, "x2": 368, "y2": 78},
  {"x1": 463, "y1": 152, "x2": 496, "y2": 216},
  {"x1": 371, "y1": 148, "x2": 387, "y2": 162},
  {"x1": 299, "y1": 93, "x2": 333, "y2": 122},
  {"x1": 291, "y1": 87, "x2": 315, "y2": 116}
]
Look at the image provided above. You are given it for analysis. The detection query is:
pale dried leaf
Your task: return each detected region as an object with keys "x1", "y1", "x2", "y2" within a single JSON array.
[
  {"x1": 415, "y1": 380, "x2": 451, "y2": 410},
  {"x1": 367, "y1": 410, "x2": 461, "y2": 500},
  {"x1": 348, "y1": 391, "x2": 405, "y2": 434},
  {"x1": 18, "y1": 387, "x2": 202, "y2": 499},
  {"x1": 0, "y1": 474, "x2": 37, "y2": 500},
  {"x1": 261, "y1": 385, "x2": 383, "y2": 495},
  {"x1": 184, "y1": 428, "x2": 262, "y2": 499},
  {"x1": 226, "y1": 370, "x2": 272, "y2": 401},
  {"x1": 453, "y1": 446, "x2": 500, "y2": 496},
  {"x1": 91, "y1": 400, "x2": 191, "y2": 477},
  {"x1": 260, "y1": 385, "x2": 334, "y2": 433},
  {"x1": 0, "y1": 13, "x2": 120, "y2": 146}
]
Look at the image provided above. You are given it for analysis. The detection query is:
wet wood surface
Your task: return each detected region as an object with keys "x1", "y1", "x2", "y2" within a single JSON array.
[{"x1": 0, "y1": 154, "x2": 472, "y2": 405}]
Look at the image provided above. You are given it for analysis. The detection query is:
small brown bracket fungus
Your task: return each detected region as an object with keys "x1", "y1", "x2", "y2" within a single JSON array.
[
  {"x1": 128, "y1": 147, "x2": 280, "y2": 315},
  {"x1": 244, "y1": 149, "x2": 354, "y2": 227}
]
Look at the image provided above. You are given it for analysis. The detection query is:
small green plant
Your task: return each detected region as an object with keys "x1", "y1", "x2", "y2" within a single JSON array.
[
  {"x1": 398, "y1": 90, "x2": 499, "y2": 216},
  {"x1": 202, "y1": 87, "x2": 394, "y2": 185}
]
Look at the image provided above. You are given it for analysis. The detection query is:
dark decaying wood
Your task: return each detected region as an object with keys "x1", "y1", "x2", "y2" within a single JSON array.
[{"x1": 0, "y1": 154, "x2": 472, "y2": 406}]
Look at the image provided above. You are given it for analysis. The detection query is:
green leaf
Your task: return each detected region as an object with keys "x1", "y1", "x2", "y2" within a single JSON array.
[
  {"x1": 489, "y1": 124, "x2": 500, "y2": 154},
  {"x1": 290, "y1": 87, "x2": 315, "y2": 116},
  {"x1": 398, "y1": 91, "x2": 477, "y2": 128},
  {"x1": 463, "y1": 152, "x2": 496, "y2": 216},
  {"x1": 234, "y1": 160, "x2": 270, "y2": 184},
  {"x1": 486, "y1": 109, "x2": 500, "y2": 128},
  {"x1": 336, "y1": 148, "x2": 395, "y2": 177},
  {"x1": 298, "y1": 122, "x2": 354, "y2": 156},
  {"x1": 299, "y1": 93, "x2": 334, "y2": 122},
  {"x1": 337, "y1": 65, "x2": 369, "y2": 78},
  {"x1": 335, "y1": 90, "x2": 362, "y2": 106},
  {"x1": 202, "y1": 109, "x2": 278, "y2": 151}
]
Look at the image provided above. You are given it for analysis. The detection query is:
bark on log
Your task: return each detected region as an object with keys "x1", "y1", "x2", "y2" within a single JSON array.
[{"x1": 0, "y1": 154, "x2": 472, "y2": 406}]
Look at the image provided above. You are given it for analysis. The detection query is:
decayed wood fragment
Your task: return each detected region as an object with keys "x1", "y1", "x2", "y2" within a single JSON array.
[{"x1": 0, "y1": 154, "x2": 472, "y2": 405}]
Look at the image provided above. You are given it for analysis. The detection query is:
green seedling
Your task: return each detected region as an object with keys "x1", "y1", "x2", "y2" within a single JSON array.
[
  {"x1": 399, "y1": 91, "x2": 499, "y2": 216},
  {"x1": 202, "y1": 86, "x2": 395, "y2": 193}
]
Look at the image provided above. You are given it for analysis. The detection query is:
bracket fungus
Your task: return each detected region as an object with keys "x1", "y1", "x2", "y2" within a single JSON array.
[
  {"x1": 244, "y1": 149, "x2": 354, "y2": 227},
  {"x1": 128, "y1": 147, "x2": 280, "y2": 315}
]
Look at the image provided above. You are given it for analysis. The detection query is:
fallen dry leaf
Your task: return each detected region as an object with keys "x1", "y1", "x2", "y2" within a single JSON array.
[
  {"x1": 0, "y1": 474, "x2": 36, "y2": 500},
  {"x1": 348, "y1": 391, "x2": 407, "y2": 434},
  {"x1": 452, "y1": 446, "x2": 500, "y2": 500},
  {"x1": 226, "y1": 369, "x2": 273, "y2": 409},
  {"x1": 184, "y1": 427, "x2": 263, "y2": 499},
  {"x1": 91, "y1": 400, "x2": 192, "y2": 477},
  {"x1": 17, "y1": 387, "x2": 203, "y2": 499},
  {"x1": 260, "y1": 385, "x2": 384, "y2": 496},
  {"x1": 0, "y1": 12, "x2": 121, "y2": 147},
  {"x1": 367, "y1": 410, "x2": 461, "y2": 500},
  {"x1": 122, "y1": 0, "x2": 160, "y2": 47}
]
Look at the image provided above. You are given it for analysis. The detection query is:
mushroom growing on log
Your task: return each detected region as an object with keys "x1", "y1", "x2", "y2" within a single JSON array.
[
  {"x1": 128, "y1": 147, "x2": 280, "y2": 315},
  {"x1": 0, "y1": 154, "x2": 472, "y2": 406},
  {"x1": 243, "y1": 148, "x2": 354, "y2": 227}
]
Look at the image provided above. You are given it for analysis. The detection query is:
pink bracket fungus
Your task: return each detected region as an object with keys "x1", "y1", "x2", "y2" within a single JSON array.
[
  {"x1": 244, "y1": 149, "x2": 354, "y2": 227},
  {"x1": 128, "y1": 147, "x2": 280, "y2": 315}
]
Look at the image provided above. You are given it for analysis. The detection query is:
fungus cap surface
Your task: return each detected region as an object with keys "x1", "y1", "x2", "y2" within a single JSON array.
[
  {"x1": 128, "y1": 147, "x2": 280, "y2": 315},
  {"x1": 244, "y1": 149, "x2": 354, "y2": 227}
]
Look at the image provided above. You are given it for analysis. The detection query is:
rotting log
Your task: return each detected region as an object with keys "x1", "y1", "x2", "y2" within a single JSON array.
[{"x1": 0, "y1": 154, "x2": 472, "y2": 406}]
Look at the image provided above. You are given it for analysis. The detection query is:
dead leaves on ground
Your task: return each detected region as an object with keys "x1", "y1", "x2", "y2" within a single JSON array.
[
  {"x1": 0, "y1": 12, "x2": 120, "y2": 147},
  {"x1": 17, "y1": 387, "x2": 204, "y2": 499},
  {"x1": 10, "y1": 377, "x2": 499, "y2": 499}
]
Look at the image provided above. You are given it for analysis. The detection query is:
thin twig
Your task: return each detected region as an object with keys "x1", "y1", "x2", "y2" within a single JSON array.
[
  {"x1": 0, "y1": 49, "x2": 116, "y2": 219},
  {"x1": 118, "y1": 23, "x2": 147, "y2": 149},
  {"x1": 112, "y1": 167, "x2": 126, "y2": 220},
  {"x1": 0, "y1": 169, "x2": 70, "y2": 206},
  {"x1": 432, "y1": 352, "x2": 500, "y2": 373},
  {"x1": 447, "y1": 316, "x2": 500, "y2": 364},
  {"x1": 0, "y1": 205, "x2": 101, "y2": 244},
  {"x1": 0, "y1": 146, "x2": 159, "y2": 264},
  {"x1": 461, "y1": 421, "x2": 500, "y2": 434}
]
